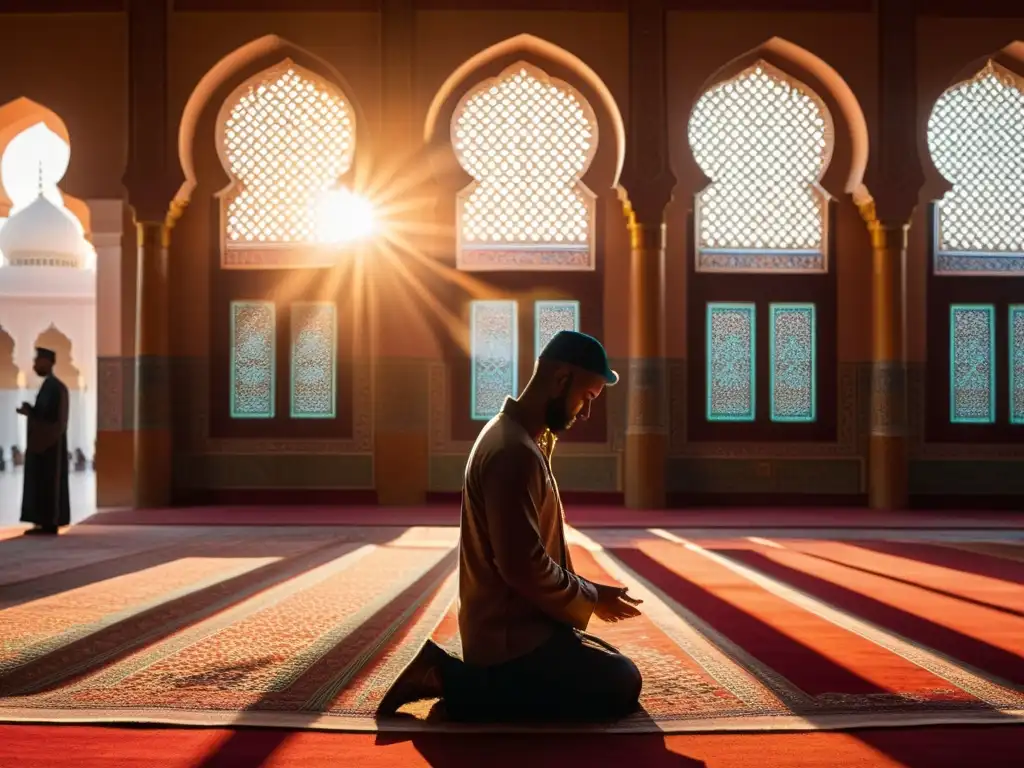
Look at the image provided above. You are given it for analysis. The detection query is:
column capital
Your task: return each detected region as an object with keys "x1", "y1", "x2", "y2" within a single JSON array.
[
  {"x1": 861, "y1": 0, "x2": 924, "y2": 227},
  {"x1": 857, "y1": 197, "x2": 911, "y2": 247}
]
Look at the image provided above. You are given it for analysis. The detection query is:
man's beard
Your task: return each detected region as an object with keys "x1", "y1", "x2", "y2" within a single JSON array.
[{"x1": 543, "y1": 392, "x2": 575, "y2": 433}]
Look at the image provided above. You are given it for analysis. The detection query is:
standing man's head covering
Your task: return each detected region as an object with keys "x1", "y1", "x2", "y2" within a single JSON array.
[
  {"x1": 35, "y1": 347, "x2": 56, "y2": 364},
  {"x1": 538, "y1": 330, "x2": 619, "y2": 386}
]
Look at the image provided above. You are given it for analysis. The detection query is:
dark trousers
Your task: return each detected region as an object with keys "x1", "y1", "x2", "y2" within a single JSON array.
[{"x1": 438, "y1": 628, "x2": 642, "y2": 722}]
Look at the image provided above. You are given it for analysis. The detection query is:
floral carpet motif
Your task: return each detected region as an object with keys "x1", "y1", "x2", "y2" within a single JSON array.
[{"x1": 1, "y1": 525, "x2": 1022, "y2": 733}]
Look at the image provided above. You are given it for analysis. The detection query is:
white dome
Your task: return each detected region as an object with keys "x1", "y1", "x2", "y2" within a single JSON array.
[{"x1": 0, "y1": 195, "x2": 91, "y2": 269}]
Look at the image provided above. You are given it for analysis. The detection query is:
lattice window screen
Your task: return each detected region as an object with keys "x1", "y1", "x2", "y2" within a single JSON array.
[
  {"x1": 290, "y1": 302, "x2": 337, "y2": 419},
  {"x1": 1011, "y1": 305, "x2": 1024, "y2": 425},
  {"x1": 706, "y1": 302, "x2": 757, "y2": 422},
  {"x1": 689, "y1": 62, "x2": 833, "y2": 273},
  {"x1": 470, "y1": 300, "x2": 519, "y2": 421},
  {"x1": 535, "y1": 300, "x2": 580, "y2": 356},
  {"x1": 770, "y1": 303, "x2": 816, "y2": 423},
  {"x1": 452, "y1": 64, "x2": 598, "y2": 271},
  {"x1": 928, "y1": 62, "x2": 1024, "y2": 274},
  {"x1": 949, "y1": 304, "x2": 996, "y2": 424},
  {"x1": 219, "y1": 62, "x2": 355, "y2": 265},
  {"x1": 230, "y1": 301, "x2": 276, "y2": 419}
]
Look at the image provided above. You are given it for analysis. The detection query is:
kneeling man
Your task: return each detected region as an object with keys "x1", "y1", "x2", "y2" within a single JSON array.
[{"x1": 379, "y1": 331, "x2": 643, "y2": 722}]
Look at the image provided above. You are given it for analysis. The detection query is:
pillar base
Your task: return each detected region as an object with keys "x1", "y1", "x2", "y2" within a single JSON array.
[
  {"x1": 134, "y1": 428, "x2": 172, "y2": 508},
  {"x1": 868, "y1": 433, "x2": 908, "y2": 510},
  {"x1": 375, "y1": 431, "x2": 428, "y2": 506},
  {"x1": 96, "y1": 430, "x2": 135, "y2": 508},
  {"x1": 624, "y1": 431, "x2": 667, "y2": 509}
]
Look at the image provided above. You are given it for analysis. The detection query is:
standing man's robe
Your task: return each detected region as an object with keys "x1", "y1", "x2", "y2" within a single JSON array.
[{"x1": 21, "y1": 375, "x2": 71, "y2": 528}]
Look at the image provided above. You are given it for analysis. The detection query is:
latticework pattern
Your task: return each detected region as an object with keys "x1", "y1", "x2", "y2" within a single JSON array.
[
  {"x1": 689, "y1": 63, "x2": 832, "y2": 264},
  {"x1": 221, "y1": 65, "x2": 354, "y2": 245},
  {"x1": 707, "y1": 303, "x2": 756, "y2": 422},
  {"x1": 535, "y1": 300, "x2": 579, "y2": 355},
  {"x1": 770, "y1": 304, "x2": 816, "y2": 423},
  {"x1": 1012, "y1": 306, "x2": 1024, "y2": 425},
  {"x1": 230, "y1": 301, "x2": 276, "y2": 419},
  {"x1": 928, "y1": 63, "x2": 1024, "y2": 258},
  {"x1": 290, "y1": 303, "x2": 336, "y2": 419},
  {"x1": 950, "y1": 305, "x2": 995, "y2": 424},
  {"x1": 453, "y1": 65, "x2": 596, "y2": 253},
  {"x1": 470, "y1": 300, "x2": 518, "y2": 421}
]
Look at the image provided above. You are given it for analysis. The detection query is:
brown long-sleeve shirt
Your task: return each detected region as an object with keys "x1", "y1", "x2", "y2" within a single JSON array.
[{"x1": 457, "y1": 397, "x2": 598, "y2": 666}]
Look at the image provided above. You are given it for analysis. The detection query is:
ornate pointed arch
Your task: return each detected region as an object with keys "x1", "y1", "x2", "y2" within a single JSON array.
[
  {"x1": 689, "y1": 38, "x2": 870, "y2": 202},
  {"x1": 424, "y1": 34, "x2": 626, "y2": 190},
  {"x1": 924, "y1": 42, "x2": 1024, "y2": 274},
  {"x1": 176, "y1": 34, "x2": 368, "y2": 207}
]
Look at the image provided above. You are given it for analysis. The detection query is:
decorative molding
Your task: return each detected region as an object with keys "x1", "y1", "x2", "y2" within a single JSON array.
[
  {"x1": 97, "y1": 356, "x2": 133, "y2": 432},
  {"x1": 220, "y1": 247, "x2": 361, "y2": 270},
  {"x1": 175, "y1": 452, "x2": 375, "y2": 490},
  {"x1": 870, "y1": 361, "x2": 907, "y2": 437},
  {"x1": 934, "y1": 254, "x2": 1024, "y2": 275},
  {"x1": 182, "y1": 355, "x2": 374, "y2": 455},
  {"x1": 135, "y1": 355, "x2": 172, "y2": 430},
  {"x1": 697, "y1": 252, "x2": 826, "y2": 273},
  {"x1": 457, "y1": 247, "x2": 594, "y2": 271},
  {"x1": 626, "y1": 358, "x2": 667, "y2": 433},
  {"x1": 669, "y1": 359, "x2": 865, "y2": 458},
  {"x1": 908, "y1": 363, "x2": 1024, "y2": 460}
]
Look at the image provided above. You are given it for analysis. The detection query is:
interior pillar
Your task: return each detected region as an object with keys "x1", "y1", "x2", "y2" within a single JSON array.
[
  {"x1": 373, "y1": 0, "x2": 430, "y2": 506},
  {"x1": 867, "y1": 218, "x2": 910, "y2": 510},
  {"x1": 133, "y1": 218, "x2": 172, "y2": 508},
  {"x1": 624, "y1": 216, "x2": 668, "y2": 509}
]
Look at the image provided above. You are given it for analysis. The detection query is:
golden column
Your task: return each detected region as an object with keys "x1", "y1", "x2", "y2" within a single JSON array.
[
  {"x1": 862, "y1": 207, "x2": 910, "y2": 509},
  {"x1": 620, "y1": 0, "x2": 674, "y2": 508},
  {"x1": 857, "y1": 0, "x2": 923, "y2": 510},
  {"x1": 624, "y1": 208, "x2": 668, "y2": 508},
  {"x1": 373, "y1": 0, "x2": 430, "y2": 505},
  {"x1": 124, "y1": 0, "x2": 181, "y2": 508},
  {"x1": 132, "y1": 215, "x2": 174, "y2": 507}
]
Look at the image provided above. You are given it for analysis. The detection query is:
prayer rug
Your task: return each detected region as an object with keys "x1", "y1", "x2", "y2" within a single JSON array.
[{"x1": 0, "y1": 526, "x2": 1022, "y2": 733}]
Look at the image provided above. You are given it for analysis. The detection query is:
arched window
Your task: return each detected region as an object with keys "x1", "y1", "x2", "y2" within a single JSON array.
[
  {"x1": 452, "y1": 63, "x2": 598, "y2": 271},
  {"x1": 210, "y1": 60, "x2": 356, "y2": 437},
  {"x1": 925, "y1": 62, "x2": 1024, "y2": 436},
  {"x1": 686, "y1": 61, "x2": 837, "y2": 442},
  {"x1": 928, "y1": 62, "x2": 1024, "y2": 274},
  {"x1": 217, "y1": 60, "x2": 355, "y2": 268},
  {"x1": 689, "y1": 61, "x2": 833, "y2": 274}
]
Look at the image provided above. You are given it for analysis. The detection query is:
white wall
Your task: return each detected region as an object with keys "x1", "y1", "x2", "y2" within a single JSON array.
[{"x1": 0, "y1": 284, "x2": 96, "y2": 457}]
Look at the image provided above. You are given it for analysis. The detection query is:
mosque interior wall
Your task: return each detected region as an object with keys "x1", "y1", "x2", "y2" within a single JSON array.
[{"x1": 0, "y1": 4, "x2": 1021, "y2": 508}]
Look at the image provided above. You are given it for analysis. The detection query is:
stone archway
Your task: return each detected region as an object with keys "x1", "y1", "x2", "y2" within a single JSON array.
[{"x1": 34, "y1": 324, "x2": 81, "y2": 387}]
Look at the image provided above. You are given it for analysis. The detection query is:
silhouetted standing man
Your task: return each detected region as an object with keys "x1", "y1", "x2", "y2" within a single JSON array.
[{"x1": 16, "y1": 347, "x2": 70, "y2": 535}]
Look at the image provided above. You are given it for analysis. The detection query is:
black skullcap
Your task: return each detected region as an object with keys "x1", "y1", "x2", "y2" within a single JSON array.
[{"x1": 35, "y1": 348, "x2": 56, "y2": 363}]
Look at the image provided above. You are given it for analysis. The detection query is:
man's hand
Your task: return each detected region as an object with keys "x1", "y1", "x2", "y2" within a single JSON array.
[
  {"x1": 592, "y1": 583, "x2": 643, "y2": 623},
  {"x1": 15, "y1": 403, "x2": 30, "y2": 416}
]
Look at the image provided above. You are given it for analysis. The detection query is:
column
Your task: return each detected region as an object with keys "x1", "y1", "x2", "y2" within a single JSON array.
[
  {"x1": 860, "y1": 0, "x2": 923, "y2": 509},
  {"x1": 123, "y1": 0, "x2": 180, "y2": 508},
  {"x1": 620, "y1": 0, "x2": 674, "y2": 508},
  {"x1": 624, "y1": 214, "x2": 668, "y2": 508},
  {"x1": 92, "y1": 199, "x2": 133, "y2": 507},
  {"x1": 374, "y1": 0, "x2": 430, "y2": 505},
  {"x1": 867, "y1": 216, "x2": 909, "y2": 509},
  {"x1": 133, "y1": 219, "x2": 172, "y2": 507}
]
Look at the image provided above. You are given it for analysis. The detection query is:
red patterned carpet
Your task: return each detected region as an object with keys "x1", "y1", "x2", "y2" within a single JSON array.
[{"x1": 0, "y1": 524, "x2": 1022, "y2": 737}]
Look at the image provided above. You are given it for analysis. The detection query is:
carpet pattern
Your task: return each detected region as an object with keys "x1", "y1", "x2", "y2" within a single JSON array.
[{"x1": 0, "y1": 525, "x2": 1022, "y2": 733}]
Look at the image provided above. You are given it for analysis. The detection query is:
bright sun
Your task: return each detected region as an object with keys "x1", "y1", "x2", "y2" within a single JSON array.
[{"x1": 314, "y1": 187, "x2": 376, "y2": 245}]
